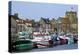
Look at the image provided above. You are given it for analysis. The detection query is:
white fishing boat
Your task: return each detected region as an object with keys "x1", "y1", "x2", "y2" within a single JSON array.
[{"x1": 32, "y1": 32, "x2": 52, "y2": 48}]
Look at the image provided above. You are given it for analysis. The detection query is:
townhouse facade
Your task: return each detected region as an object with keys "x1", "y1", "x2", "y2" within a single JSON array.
[{"x1": 39, "y1": 17, "x2": 51, "y2": 33}]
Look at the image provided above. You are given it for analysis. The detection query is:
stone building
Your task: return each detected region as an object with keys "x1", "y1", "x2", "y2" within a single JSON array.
[
  {"x1": 57, "y1": 16, "x2": 70, "y2": 33},
  {"x1": 57, "y1": 11, "x2": 78, "y2": 33},
  {"x1": 65, "y1": 11, "x2": 78, "y2": 33}
]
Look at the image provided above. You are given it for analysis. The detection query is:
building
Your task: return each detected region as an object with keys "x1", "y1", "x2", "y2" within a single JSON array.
[
  {"x1": 65, "y1": 11, "x2": 78, "y2": 33},
  {"x1": 39, "y1": 17, "x2": 51, "y2": 33},
  {"x1": 10, "y1": 13, "x2": 25, "y2": 32},
  {"x1": 57, "y1": 16, "x2": 70, "y2": 33},
  {"x1": 50, "y1": 18, "x2": 57, "y2": 33},
  {"x1": 11, "y1": 13, "x2": 34, "y2": 39},
  {"x1": 24, "y1": 19, "x2": 33, "y2": 34},
  {"x1": 11, "y1": 15, "x2": 18, "y2": 42},
  {"x1": 33, "y1": 22, "x2": 40, "y2": 32},
  {"x1": 65, "y1": 11, "x2": 77, "y2": 24},
  {"x1": 57, "y1": 11, "x2": 78, "y2": 33},
  {"x1": 16, "y1": 19, "x2": 26, "y2": 32}
]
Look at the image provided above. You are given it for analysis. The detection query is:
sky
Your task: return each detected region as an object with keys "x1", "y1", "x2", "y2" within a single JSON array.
[{"x1": 11, "y1": 1, "x2": 78, "y2": 21}]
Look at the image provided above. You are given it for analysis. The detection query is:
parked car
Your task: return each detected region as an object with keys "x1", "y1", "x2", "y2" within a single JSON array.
[{"x1": 12, "y1": 40, "x2": 33, "y2": 52}]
